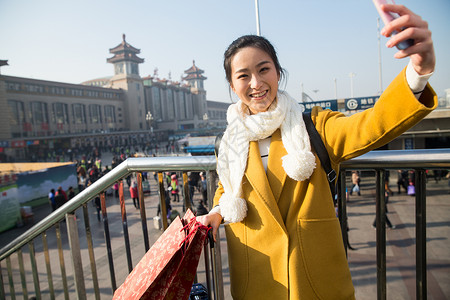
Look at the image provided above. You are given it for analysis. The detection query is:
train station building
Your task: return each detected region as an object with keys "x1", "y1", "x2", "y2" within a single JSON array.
[{"x1": 0, "y1": 35, "x2": 449, "y2": 162}]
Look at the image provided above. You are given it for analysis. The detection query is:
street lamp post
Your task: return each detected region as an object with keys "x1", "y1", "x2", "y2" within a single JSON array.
[
  {"x1": 312, "y1": 89, "x2": 319, "y2": 101},
  {"x1": 334, "y1": 78, "x2": 338, "y2": 99},
  {"x1": 203, "y1": 113, "x2": 209, "y2": 130},
  {"x1": 255, "y1": 0, "x2": 261, "y2": 36},
  {"x1": 146, "y1": 111, "x2": 154, "y2": 133},
  {"x1": 349, "y1": 72, "x2": 356, "y2": 98},
  {"x1": 377, "y1": 18, "x2": 383, "y2": 95}
]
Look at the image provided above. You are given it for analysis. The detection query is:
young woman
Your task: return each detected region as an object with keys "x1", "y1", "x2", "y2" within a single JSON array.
[{"x1": 198, "y1": 4, "x2": 436, "y2": 299}]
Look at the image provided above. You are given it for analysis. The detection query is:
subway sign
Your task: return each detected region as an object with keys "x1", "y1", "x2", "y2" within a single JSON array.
[
  {"x1": 345, "y1": 96, "x2": 380, "y2": 111},
  {"x1": 300, "y1": 95, "x2": 380, "y2": 112}
]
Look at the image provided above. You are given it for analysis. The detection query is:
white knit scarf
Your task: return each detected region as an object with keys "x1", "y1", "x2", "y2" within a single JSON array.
[{"x1": 216, "y1": 91, "x2": 316, "y2": 223}]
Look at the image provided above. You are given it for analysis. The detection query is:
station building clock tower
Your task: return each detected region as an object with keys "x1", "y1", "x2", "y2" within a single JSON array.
[
  {"x1": 183, "y1": 60, "x2": 208, "y2": 121},
  {"x1": 107, "y1": 34, "x2": 146, "y2": 131}
]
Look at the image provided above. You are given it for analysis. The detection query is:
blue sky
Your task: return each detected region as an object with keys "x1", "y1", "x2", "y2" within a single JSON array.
[{"x1": 1, "y1": 0, "x2": 449, "y2": 103}]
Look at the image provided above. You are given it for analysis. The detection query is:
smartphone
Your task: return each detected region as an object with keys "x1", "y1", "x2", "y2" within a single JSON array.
[{"x1": 372, "y1": 0, "x2": 414, "y2": 50}]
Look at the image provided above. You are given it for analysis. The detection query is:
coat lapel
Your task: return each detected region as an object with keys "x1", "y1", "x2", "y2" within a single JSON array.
[
  {"x1": 245, "y1": 141, "x2": 285, "y2": 228},
  {"x1": 267, "y1": 129, "x2": 288, "y2": 203}
]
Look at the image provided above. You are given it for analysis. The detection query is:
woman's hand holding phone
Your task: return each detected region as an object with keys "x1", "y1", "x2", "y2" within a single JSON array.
[
  {"x1": 372, "y1": 0, "x2": 435, "y2": 75},
  {"x1": 372, "y1": 0, "x2": 413, "y2": 50}
]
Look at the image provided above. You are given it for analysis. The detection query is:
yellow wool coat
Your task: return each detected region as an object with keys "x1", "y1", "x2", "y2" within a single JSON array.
[{"x1": 213, "y1": 69, "x2": 437, "y2": 300}]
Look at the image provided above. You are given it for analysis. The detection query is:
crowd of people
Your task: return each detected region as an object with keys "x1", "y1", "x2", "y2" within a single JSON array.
[
  {"x1": 158, "y1": 171, "x2": 210, "y2": 221},
  {"x1": 47, "y1": 186, "x2": 76, "y2": 214},
  {"x1": 64, "y1": 144, "x2": 211, "y2": 223},
  {"x1": 8, "y1": 138, "x2": 187, "y2": 164}
]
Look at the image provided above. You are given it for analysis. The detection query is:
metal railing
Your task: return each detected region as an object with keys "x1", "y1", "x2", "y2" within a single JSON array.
[
  {"x1": 0, "y1": 155, "x2": 222, "y2": 300},
  {"x1": 0, "y1": 149, "x2": 449, "y2": 300},
  {"x1": 339, "y1": 148, "x2": 450, "y2": 300}
]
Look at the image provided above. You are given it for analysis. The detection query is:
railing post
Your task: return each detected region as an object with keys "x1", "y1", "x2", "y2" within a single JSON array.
[
  {"x1": 55, "y1": 223, "x2": 69, "y2": 300},
  {"x1": 100, "y1": 191, "x2": 117, "y2": 292},
  {"x1": 0, "y1": 262, "x2": 5, "y2": 300},
  {"x1": 17, "y1": 249, "x2": 28, "y2": 299},
  {"x1": 6, "y1": 257, "x2": 15, "y2": 300},
  {"x1": 119, "y1": 180, "x2": 133, "y2": 273},
  {"x1": 203, "y1": 241, "x2": 213, "y2": 300},
  {"x1": 206, "y1": 170, "x2": 225, "y2": 300},
  {"x1": 42, "y1": 232, "x2": 55, "y2": 300},
  {"x1": 375, "y1": 169, "x2": 387, "y2": 300},
  {"x1": 206, "y1": 170, "x2": 216, "y2": 211},
  {"x1": 183, "y1": 172, "x2": 193, "y2": 211},
  {"x1": 415, "y1": 169, "x2": 427, "y2": 300},
  {"x1": 28, "y1": 241, "x2": 41, "y2": 300},
  {"x1": 66, "y1": 212, "x2": 86, "y2": 300},
  {"x1": 82, "y1": 203, "x2": 100, "y2": 300},
  {"x1": 137, "y1": 173, "x2": 150, "y2": 251},
  {"x1": 158, "y1": 172, "x2": 169, "y2": 230}
]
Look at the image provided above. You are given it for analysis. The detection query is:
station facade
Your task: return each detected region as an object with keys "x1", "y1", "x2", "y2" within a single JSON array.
[
  {"x1": 0, "y1": 36, "x2": 449, "y2": 162},
  {"x1": 0, "y1": 35, "x2": 229, "y2": 161}
]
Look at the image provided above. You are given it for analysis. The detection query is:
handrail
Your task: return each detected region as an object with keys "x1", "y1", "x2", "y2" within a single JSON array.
[
  {"x1": 2, "y1": 149, "x2": 449, "y2": 260},
  {"x1": 340, "y1": 148, "x2": 450, "y2": 169},
  {"x1": 0, "y1": 155, "x2": 216, "y2": 261}
]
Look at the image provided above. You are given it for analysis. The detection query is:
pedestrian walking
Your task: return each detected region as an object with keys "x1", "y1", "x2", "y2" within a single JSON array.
[
  {"x1": 397, "y1": 170, "x2": 408, "y2": 193},
  {"x1": 372, "y1": 191, "x2": 396, "y2": 229},
  {"x1": 130, "y1": 181, "x2": 139, "y2": 209},
  {"x1": 200, "y1": 172, "x2": 208, "y2": 205},
  {"x1": 170, "y1": 174, "x2": 179, "y2": 202},
  {"x1": 67, "y1": 186, "x2": 75, "y2": 201},
  {"x1": 55, "y1": 188, "x2": 66, "y2": 209},
  {"x1": 48, "y1": 189, "x2": 56, "y2": 212},
  {"x1": 350, "y1": 171, "x2": 361, "y2": 196},
  {"x1": 385, "y1": 171, "x2": 393, "y2": 195},
  {"x1": 94, "y1": 196, "x2": 101, "y2": 222}
]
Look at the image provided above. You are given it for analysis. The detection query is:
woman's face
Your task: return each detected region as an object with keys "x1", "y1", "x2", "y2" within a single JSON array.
[{"x1": 230, "y1": 47, "x2": 280, "y2": 114}]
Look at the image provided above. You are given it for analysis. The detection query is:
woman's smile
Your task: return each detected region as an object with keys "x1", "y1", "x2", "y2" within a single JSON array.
[{"x1": 250, "y1": 90, "x2": 268, "y2": 99}]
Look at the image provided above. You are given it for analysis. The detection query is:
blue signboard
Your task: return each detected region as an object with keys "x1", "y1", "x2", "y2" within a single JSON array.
[
  {"x1": 0, "y1": 141, "x2": 9, "y2": 148},
  {"x1": 345, "y1": 96, "x2": 380, "y2": 111},
  {"x1": 26, "y1": 140, "x2": 40, "y2": 146},
  {"x1": 299, "y1": 95, "x2": 379, "y2": 113},
  {"x1": 299, "y1": 100, "x2": 338, "y2": 112}
]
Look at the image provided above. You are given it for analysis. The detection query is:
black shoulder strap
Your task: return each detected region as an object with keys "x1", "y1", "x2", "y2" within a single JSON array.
[{"x1": 302, "y1": 112, "x2": 337, "y2": 201}]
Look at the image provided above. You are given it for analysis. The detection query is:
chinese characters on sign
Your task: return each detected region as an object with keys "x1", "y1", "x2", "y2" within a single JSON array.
[
  {"x1": 345, "y1": 96, "x2": 380, "y2": 111},
  {"x1": 300, "y1": 100, "x2": 338, "y2": 112},
  {"x1": 300, "y1": 95, "x2": 380, "y2": 113},
  {"x1": 0, "y1": 174, "x2": 18, "y2": 186}
]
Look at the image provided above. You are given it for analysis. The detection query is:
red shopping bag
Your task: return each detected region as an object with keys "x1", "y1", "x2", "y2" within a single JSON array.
[{"x1": 113, "y1": 209, "x2": 209, "y2": 300}]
